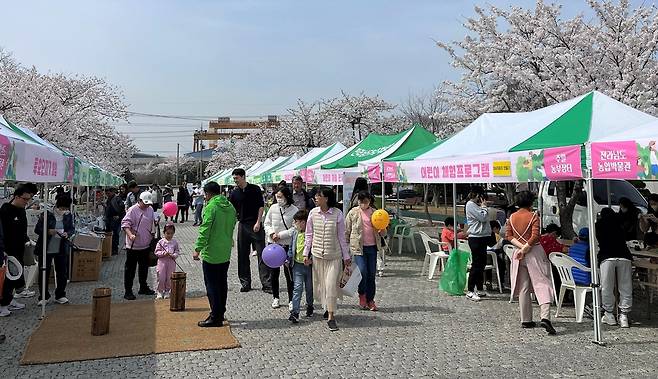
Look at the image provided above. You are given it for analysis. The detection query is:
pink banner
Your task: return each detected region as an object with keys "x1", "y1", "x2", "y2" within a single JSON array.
[
  {"x1": 367, "y1": 164, "x2": 381, "y2": 183},
  {"x1": 0, "y1": 135, "x2": 11, "y2": 178},
  {"x1": 383, "y1": 162, "x2": 398, "y2": 182},
  {"x1": 591, "y1": 141, "x2": 638, "y2": 179},
  {"x1": 544, "y1": 146, "x2": 583, "y2": 180}
]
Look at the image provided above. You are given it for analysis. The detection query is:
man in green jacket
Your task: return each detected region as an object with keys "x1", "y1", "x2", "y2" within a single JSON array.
[{"x1": 193, "y1": 182, "x2": 237, "y2": 327}]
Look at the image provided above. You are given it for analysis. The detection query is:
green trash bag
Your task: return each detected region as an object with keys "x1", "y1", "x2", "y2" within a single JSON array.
[{"x1": 439, "y1": 249, "x2": 470, "y2": 296}]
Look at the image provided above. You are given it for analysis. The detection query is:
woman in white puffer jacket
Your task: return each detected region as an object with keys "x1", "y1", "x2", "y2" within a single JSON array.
[{"x1": 264, "y1": 187, "x2": 299, "y2": 309}]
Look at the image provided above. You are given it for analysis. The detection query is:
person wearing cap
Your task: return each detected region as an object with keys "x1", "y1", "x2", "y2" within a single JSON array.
[{"x1": 121, "y1": 191, "x2": 159, "y2": 300}]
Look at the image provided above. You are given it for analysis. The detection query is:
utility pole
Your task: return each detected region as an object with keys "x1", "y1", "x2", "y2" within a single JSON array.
[{"x1": 176, "y1": 143, "x2": 180, "y2": 186}]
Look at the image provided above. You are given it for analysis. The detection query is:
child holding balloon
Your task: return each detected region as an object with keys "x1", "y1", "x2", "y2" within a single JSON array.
[
  {"x1": 345, "y1": 191, "x2": 387, "y2": 311},
  {"x1": 154, "y1": 222, "x2": 180, "y2": 299}
]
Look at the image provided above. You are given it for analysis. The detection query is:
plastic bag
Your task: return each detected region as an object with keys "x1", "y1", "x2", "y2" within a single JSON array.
[
  {"x1": 339, "y1": 262, "x2": 362, "y2": 297},
  {"x1": 439, "y1": 249, "x2": 470, "y2": 296}
]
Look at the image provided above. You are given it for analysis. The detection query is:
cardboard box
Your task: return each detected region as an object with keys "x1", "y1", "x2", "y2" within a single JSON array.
[
  {"x1": 73, "y1": 233, "x2": 102, "y2": 252},
  {"x1": 71, "y1": 249, "x2": 102, "y2": 282}
]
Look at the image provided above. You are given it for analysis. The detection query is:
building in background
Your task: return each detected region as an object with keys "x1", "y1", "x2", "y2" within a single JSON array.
[
  {"x1": 193, "y1": 115, "x2": 279, "y2": 151},
  {"x1": 130, "y1": 152, "x2": 166, "y2": 171}
]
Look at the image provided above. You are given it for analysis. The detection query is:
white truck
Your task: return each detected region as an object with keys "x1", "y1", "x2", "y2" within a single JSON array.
[{"x1": 539, "y1": 179, "x2": 648, "y2": 232}]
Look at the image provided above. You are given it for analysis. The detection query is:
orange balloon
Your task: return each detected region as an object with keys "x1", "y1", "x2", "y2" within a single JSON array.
[{"x1": 371, "y1": 209, "x2": 390, "y2": 230}]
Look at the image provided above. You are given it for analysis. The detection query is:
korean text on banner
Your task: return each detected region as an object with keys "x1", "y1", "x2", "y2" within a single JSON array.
[
  {"x1": 591, "y1": 141, "x2": 638, "y2": 179},
  {"x1": 544, "y1": 145, "x2": 583, "y2": 180},
  {"x1": 383, "y1": 162, "x2": 398, "y2": 182}
]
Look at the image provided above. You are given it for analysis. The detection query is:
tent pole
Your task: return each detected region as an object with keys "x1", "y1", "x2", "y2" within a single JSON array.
[
  {"x1": 606, "y1": 180, "x2": 611, "y2": 207},
  {"x1": 380, "y1": 162, "x2": 385, "y2": 211},
  {"x1": 452, "y1": 183, "x2": 457, "y2": 228},
  {"x1": 40, "y1": 183, "x2": 48, "y2": 319},
  {"x1": 586, "y1": 173, "x2": 604, "y2": 345}
]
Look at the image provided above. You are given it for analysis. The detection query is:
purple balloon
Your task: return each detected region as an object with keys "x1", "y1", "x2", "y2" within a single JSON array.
[{"x1": 262, "y1": 244, "x2": 287, "y2": 268}]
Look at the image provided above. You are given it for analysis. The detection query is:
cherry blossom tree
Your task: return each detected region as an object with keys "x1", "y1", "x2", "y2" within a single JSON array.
[
  {"x1": 0, "y1": 48, "x2": 135, "y2": 173},
  {"x1": 437, "y1": 0, "x2": 658, "y2": 237}
]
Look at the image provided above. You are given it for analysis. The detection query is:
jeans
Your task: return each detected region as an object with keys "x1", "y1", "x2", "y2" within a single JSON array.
[
  {"x1": 237, "y1": 222, "x2": 266, "y2": 290},
  {"x1": 600, "y1": 258, "x2": 633, "y2": 314},
  {"x1": 38, "y1": 252, "x2": 69, "y2": 300},
  {"x1": 194, "y1": 204, "x2": 203, "y2": 224},
  {"x1": 202, "y1": 260, "x2": 230, "y2": 321},
  {"x1": 467, "y1": 237, "x2": 488, "y2": 292},
  {"x1": 124, "y1": 248, "x2": 150, "y2": 293},
  {"x1": 110, "y1": 218, "x2": 121, "y2": 254},
  {"x1": 291, "y1": 263, "x2": 313, "y2": 315},
  {"x1": 355, "y1": 245, "x2": 378, "y2": 302}
]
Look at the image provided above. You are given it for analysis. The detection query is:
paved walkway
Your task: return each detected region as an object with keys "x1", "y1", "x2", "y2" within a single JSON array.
[{"x1": 2, "y1": 222, "x2": 658, "y2": 378}]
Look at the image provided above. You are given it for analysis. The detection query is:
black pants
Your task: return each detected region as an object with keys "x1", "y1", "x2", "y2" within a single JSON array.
[
  {"x1": 1, "y1": 247, "x2": 26, "y2": 306},
  {"x1": 38, "y1": 252, "x2": 69, "y2": 300},
  {"x1": 271, "y1": 254, "x2": 293, "y2": 301},
  {"x1": 124, "y1": 248, "x2": 150, "y2": 293},
  {"x1": 109, "y1": 218, "x2": 121, "y2": 254},
  {"x1": 467, "y1": 236, "x2": 488, "y2": 292},
  {"x1": 202, "y1": 260, "x2": 230, "y2": 321},
  {"x1": 485, "y1": 248, "x2": 507, "y2": 288},
  {"x1": 175, "y1": 206, "x2": 189, "y2": 222},
  {"x1": 237, "y1": 222, "x2": 266, "y2": 290}
]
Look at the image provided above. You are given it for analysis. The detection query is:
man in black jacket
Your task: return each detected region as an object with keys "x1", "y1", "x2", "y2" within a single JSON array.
[
  {"x1": 105, "y1": 187, "x2": 125, "y2": 256},
  {"x1": 291, "y1": 175, "x2": 315, "y2": 211},
  {"x1": 0, "y1": 183, "x2": 37, "y2": 316}
]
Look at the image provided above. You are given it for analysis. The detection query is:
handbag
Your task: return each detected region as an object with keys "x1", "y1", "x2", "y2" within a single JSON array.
[
  {"x1": 339, "y1": 261, "x2": 362, "y2": 297},
  {"x1": 148, "y1": 226, "x2": 160, "y2": 267}
]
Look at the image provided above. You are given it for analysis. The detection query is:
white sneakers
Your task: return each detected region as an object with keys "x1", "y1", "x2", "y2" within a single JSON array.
[
  {"x1": 466, "y1": 292, "x2": 481, "y2": 302},
  {"x1": 602, "y1": 312, "x2": 617, "y2": 326},
  {"x1": 14, "y1": 289, "x2": 35, "y2": 298},
  {"x1": 55, "y1": 297, "x2": 69, "y2": 304},
  {"x1": 163, "y1": 292, "x2": 170, "y2": 299},
  {"x1": 0, "y1": 306, "x2": 10, "y2": 317},
  {"x1": 288, "y1": 302, "x2": 293, "y2": 312},
  {"x1": 8, "y1": 299, "x2": 25, "y2": 310},
  {"x1": 602, "y1": 312, "x2": 631, "y2": 328},
  {"x1": 156, "y1": 292, "x2": 164, "y2": 300},
  {"x1": 618, "y1": 313, "x2": 630, "y2": 328},
  {"x1": 271, "y1": 298, "x2": 280, "y2": 309}
]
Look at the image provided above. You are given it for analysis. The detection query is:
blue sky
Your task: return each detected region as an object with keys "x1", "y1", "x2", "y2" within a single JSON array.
[{"x1": 1, "y1": 0, "x2": 649, "y2": 155}]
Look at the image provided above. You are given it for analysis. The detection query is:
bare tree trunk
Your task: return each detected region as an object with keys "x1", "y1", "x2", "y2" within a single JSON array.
[
  {"x1": 503, "y1": 183, "x2": 516, "y2": 207},
  {"x1": 556, "y1": 180, "x2": 583, "y2": 239},
  {"x1": 423, "y1": 183, "x2": 433, "y2": 225},
  {"x1": 431, "y1": 185, "x2": 440, "y2": 207}
]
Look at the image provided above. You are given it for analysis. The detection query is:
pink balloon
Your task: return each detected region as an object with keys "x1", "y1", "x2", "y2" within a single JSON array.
[{"x1": 163, "y1": 201, "x2": 178, "y2": 217}]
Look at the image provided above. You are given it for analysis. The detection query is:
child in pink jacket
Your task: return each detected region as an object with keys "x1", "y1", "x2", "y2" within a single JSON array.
[{"x1": 154, "y1": 222, "x2": 180, "y2": 299}]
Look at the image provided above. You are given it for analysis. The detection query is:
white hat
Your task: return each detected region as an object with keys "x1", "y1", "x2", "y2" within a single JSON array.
[{"x1": 139, "y1": 191, "x2": 154, "y2": 205}]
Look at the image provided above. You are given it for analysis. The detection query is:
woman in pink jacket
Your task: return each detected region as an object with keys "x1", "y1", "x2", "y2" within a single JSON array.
[{"x1": 154, "y1": 222, "x2": 180, "y2": 299}]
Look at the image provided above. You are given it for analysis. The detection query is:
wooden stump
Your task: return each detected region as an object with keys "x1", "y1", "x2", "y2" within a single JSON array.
[
  {"x1": 101, "y1": 232, "x2": 113, "y2": 259},
  {"x1": 91, "y1": 287, "x2": 111, "y2": 336},
  {"x1": 170, "y1": 272, "x2": 186, "y2": 312}
]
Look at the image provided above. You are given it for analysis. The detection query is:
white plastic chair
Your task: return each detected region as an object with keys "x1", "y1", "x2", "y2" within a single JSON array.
[
  {"x1": 418, "y1": 231, "x2": 450, "y2": 280},
  {"x1": 457, "y1": 239, "x2": 501, "y2": 292},
  {"x1": 392, "y1": 221, "x2": 417, "y2": 255},
  {"x1": 549, "y1": 252, "x2": 592, "y2": 323}
]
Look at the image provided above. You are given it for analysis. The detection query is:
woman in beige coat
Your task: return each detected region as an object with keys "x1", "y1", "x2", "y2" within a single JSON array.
[
  {"x1": 303, "y1": 187, "x2": 351, "y2": 331},
  {"x1": 345, "y1": 191, "x2": 383, "y2": 311}
]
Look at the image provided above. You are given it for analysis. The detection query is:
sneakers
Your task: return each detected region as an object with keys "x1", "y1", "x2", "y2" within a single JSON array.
[
  {"x1": 327, "y1": 319, "x2": 339, "y2": 331},
  {"x1": 602, "y1": 312, "x2": 617, "y2": 326},
  {"x1": 367, "y1": 301, "x2": 378, "y2": 311},
  {"x1": 540, "y1": 319, "x2": 557, "y2": 335},
  {"x1": 323, "y1": 311, "x2": 329, "y2": 320},
  {"x1": 14, "y1": 289, "x2": 36, "y2": 298},
  {"x1": 0, "y1": 306, "x2": 10, "y2": 317},
  {"x1": 37, "y1": 298, "x2": 52, "y2": 307},
  {"x1": 124, "y1": 292, "x2": 137, "y2": 301},
  {"x1": 288, "y1": 313, "x2": 299, "y2": 324},
  {"x1": 477, "y1": 291, "x2": 488, "y2": 298},
  {"x1": 8, "y1": 300, "x2": 25, "y2": 310},
  {"x1": 521, "y1": 321, "x2": 537, "y2": 328},
  {"x1": 272, "y1": 298, "x2": 280, "y2": 309},
  {"x1": 358, "y1": 294, "x2": 368, "y2": 310},
  {"x1": 466, "y1": 292, "x2": 481, "y2": 302},
  {"x1": 54, "y1": 297, "x2": 69, "y2": 304},
  {"x1": 305, "y1": 306, "x2": 314, "y2": 318},
  {"x1": 163, "y1": 292, "x2": 170, "y2": 299},
  {"x1": 288, "y1": 302, "x2": 293, "y2": 312},
  {"x1": 138, "y1": 288, "x2": 156, "y2": 296},
  {"x1": 619, "y1": 313, "x2": 630, "y2": 328},
  {"x1": 156, "y1": 292, "x2": 164, "y2": 300}
]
